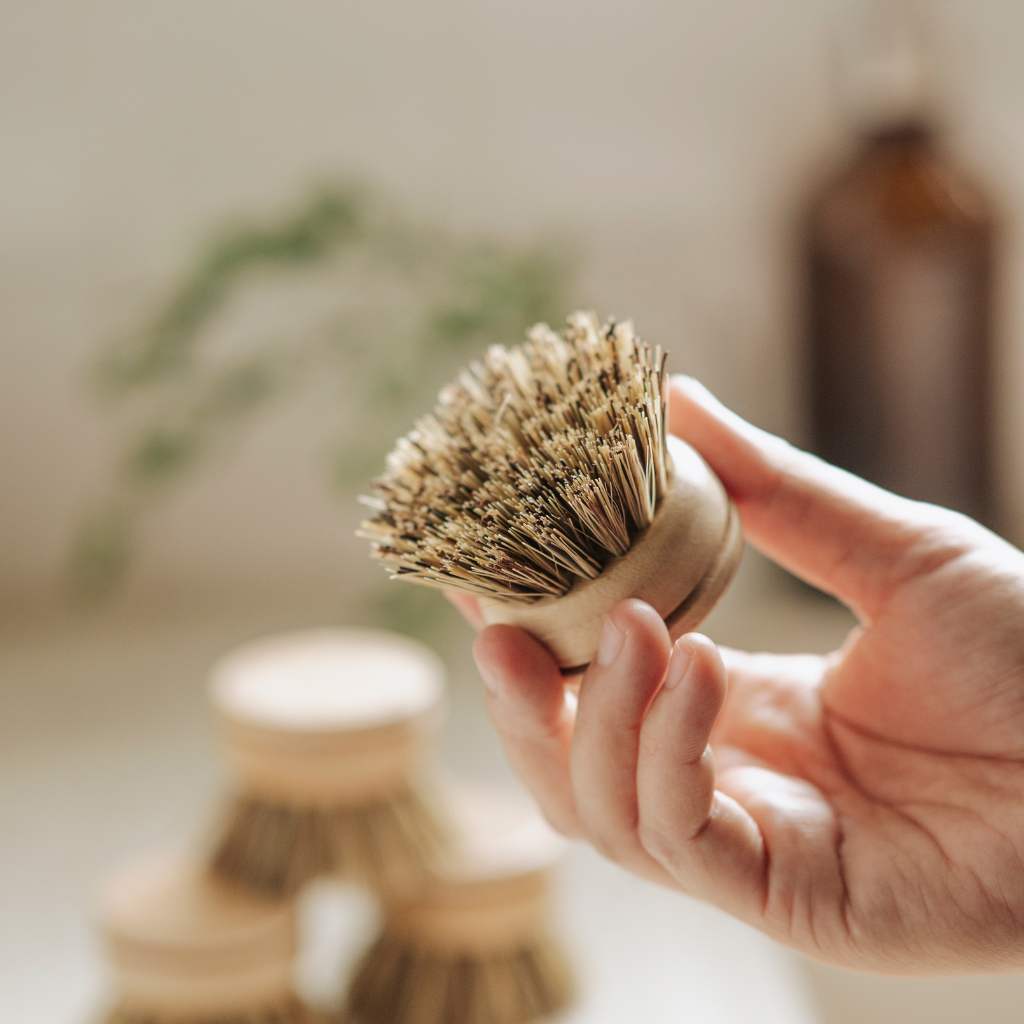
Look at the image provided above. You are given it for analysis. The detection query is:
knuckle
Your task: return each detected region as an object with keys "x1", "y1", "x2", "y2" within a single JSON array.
[
  {"x1": 538, "y1": 804, "x2": 579, "y2": 840},
  {"x1": 585, "y1": 818, "x2": 640, "y2": 864},
  {"x1": 637, "y1": 730, "x2": 664, "y2": 761},
  {"x1": 886, "y1": 514, "x2": 976, "y2": 588},
  {"x1": 911, "y1": 500, "x2": 971, "y2": 533},
  {"x1": 638, "y1": 818, "x2": 680, "y2": 863},
  {"x1": 493, "y1": 704, "x2": 560, "y2": 745},
  {"x1": 588, "y1": 829, "x2": 626, "y2": 861},
  {"x1": 906, "y1": 501, "x2": 982, "y2": 549}
]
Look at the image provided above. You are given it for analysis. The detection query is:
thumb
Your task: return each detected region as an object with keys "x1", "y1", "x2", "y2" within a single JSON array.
[{"x1": 669, "y1": 375, "x2": 949, "y2": 618}]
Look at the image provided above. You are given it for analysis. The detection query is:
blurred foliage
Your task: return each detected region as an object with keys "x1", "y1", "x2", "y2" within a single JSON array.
[
  {"x1": 97, "y1": 190, "x2": 366, "y2": 392},
  {"x1": 72, "y1": 182, "x2": 576, "y2": 627}
]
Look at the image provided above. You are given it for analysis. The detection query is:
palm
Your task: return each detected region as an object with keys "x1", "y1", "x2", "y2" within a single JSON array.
[{"x1": 715, "y1": 535, "x2": 1024, "y2": 969}]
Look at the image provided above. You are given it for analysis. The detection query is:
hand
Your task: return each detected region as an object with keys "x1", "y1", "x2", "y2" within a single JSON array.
[{"x1": 453, "y1": 376, "x2": 1024, "y2": 972}]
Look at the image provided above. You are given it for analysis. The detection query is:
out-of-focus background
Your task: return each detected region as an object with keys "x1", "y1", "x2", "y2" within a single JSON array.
[{"x1": 4, "y1": 1, "x2": 1024, "y2": 1021}]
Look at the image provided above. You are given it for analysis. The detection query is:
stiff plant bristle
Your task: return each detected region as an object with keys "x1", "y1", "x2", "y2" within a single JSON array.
[
  {"x1": 210, "y1": 786, "x2": 446, "y2": 897},
  {"x1": 345, "y1": 932, "x2": 574, "y2": 1024},
  {"x1": 360, "y1": 312, "x2": 668, "y2": 604}
]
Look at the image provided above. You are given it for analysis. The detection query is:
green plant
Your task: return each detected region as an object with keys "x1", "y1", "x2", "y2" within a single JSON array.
[{"x1": 73, "y1": 182, "x2": 576, "y2": 636}]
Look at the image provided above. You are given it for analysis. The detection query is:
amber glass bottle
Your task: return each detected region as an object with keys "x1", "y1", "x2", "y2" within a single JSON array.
[{"x1": 803, "y1": 96, "x2": 995, "y2": 523}]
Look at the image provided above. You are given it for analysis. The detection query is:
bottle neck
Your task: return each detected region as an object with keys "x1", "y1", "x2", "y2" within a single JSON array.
[
  {"x1": 838, "y1": 1, "x2": 938, "y2": 145},
  {"x1": 861, "y1": 116, "x2": 935, "y2": 149}
]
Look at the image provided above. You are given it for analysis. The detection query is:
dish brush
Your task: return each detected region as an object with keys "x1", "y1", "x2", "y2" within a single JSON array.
[
  {"x1": 343, "y1": 790, "x2": 572, "y2": 1024},
  {"x1": 99, "y1": 853, "x2": 316, "y2": 1023},
  {"x1": 361, "y1": 311, "x2": 741, "y2": 673},
  {"x1": 208, "y1": 628, "x2": 447, "y2": 897}
]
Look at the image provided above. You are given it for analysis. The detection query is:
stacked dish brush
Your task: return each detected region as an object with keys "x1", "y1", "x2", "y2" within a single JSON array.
[
  {"x1": 95, "y1": 627, "x2": 573, "y2": 1024},
  {"x1": 208, "y1": 628, "x2": 448, "y2": 898},
  {"x1": 99, "y1": 853, "x2": 312, "y2": 1024},
  {"x1": 348, "y1": 790, "x2": 571, "y2": 1024}
]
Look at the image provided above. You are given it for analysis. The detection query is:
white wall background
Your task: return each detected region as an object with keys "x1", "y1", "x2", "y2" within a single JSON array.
[
  {"x1": 7, "y1": 6, "x2": 1024, "y2": 1022},
  {"x1": 4, "y1": 0, "x2": 1023, "y2": 613}
]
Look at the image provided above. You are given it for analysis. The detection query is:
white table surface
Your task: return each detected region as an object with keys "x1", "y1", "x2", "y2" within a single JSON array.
[{"x1": 6, "y1": 561, "x2": 1024, "y2": 1023}]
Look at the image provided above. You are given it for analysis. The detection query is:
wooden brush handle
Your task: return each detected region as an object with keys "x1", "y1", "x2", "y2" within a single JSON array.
[
  {"x1": 111, "y1": 955, "x2": 294, "y2": 1017},
  {"x1": 479, "y1": 434, "x2": 742, "y2": 672}
]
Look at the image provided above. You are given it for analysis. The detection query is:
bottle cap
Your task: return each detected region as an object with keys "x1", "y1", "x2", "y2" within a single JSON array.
[{"x1": 834, "y1": 0, "x2": 936, "y2": 133}]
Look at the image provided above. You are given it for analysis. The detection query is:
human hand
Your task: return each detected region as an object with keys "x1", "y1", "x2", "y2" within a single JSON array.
[{"x1": 453, "y1": 376, "x2": 1024, "y2": 972}]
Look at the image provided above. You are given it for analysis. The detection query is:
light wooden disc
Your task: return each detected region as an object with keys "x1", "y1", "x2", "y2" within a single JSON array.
[
  {"x1": 211, "y1": 629, "x2": 446, "y2": 802},
  {"x1": 384, "y1": 788, "x2": 564, "y2": 954},
  {"x1": 479, "y1": 434, "x2": 742, "y2": 672},
  {"x1": 101, "y1": 854, "x2": 295, "y2": 1015},
  {"x1": 432, "y1": 786, "x2": 565, "y2": 885},
  {"x1": 212, "y1": 628, "x2": 445, "y2": 736}
]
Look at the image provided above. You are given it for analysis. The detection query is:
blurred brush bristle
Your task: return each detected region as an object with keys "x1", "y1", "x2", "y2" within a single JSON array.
[
  {"x1": 360, "y1": 311, "x2": 668, "y2": 604},
  {"x1": 104, "y1": 996, "x2": 318, "y2": 1023},
  {"x1": 210, "y1": 787, "x2": 446, "y2": 897},
  {"x1": 346, "y1": 931, "x2": 574, "y2": 1024}
]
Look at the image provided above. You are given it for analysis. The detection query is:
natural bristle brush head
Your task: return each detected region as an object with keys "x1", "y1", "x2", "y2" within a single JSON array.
[
  {"x1": 208, "y1": 628, "x2": 447, "y2": 897},
  {"x1": 99, "y1": 853, "x2": 316, "y2": 1023},
  {"x1": 361, "y1": 311, "x2": 742, "y2": 674},
  {"x1": 344, "y1": 789, "x2": 573, "y2": 1024}
]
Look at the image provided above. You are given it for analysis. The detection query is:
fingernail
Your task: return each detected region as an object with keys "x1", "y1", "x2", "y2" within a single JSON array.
[
  {"x1": 477, "y1": 657, "x2": 502, "y2": 695},
  {"x1": 595, "y1": 614, "x2": 626, "y2": 666},
  {"x1": 663, "y1": 639, "x2": 693, "y2": 690},
  {"x1": 672, "y1": 373, "x2": 710, "y2": 399}
]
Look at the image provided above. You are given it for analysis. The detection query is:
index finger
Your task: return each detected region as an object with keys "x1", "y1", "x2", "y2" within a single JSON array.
[
  {"x1": 668, "y1": 375, "x2": 936, "y2": 619},
  {"x1": 445, "y1": 590, "x2": 484, "y2": 628}
]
